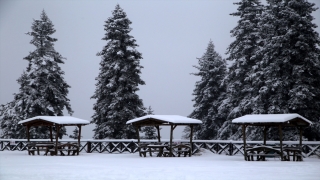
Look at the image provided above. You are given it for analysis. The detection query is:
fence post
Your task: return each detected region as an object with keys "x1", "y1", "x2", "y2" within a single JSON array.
[
  {"x1": 228, "y1": 142, "x2": 233, "y2": 156},
  {"x1": 87, "y1": 141, "x2": 91, "y2": 153}
]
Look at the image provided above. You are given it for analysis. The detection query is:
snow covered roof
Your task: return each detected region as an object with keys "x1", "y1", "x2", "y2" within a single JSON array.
[
  {"x1": 232, "y1": 114, "x2": 312, "y2": 126},
  {"x1": 18, "y1": 116, "x2": 90, "y2": 126},
  {"x1": 126, "y1": 115, "x2": 202, "y2": 125}
]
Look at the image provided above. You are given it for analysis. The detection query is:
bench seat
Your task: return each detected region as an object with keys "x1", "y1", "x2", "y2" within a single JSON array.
[
  {"x1": 173, "y1": 145, "x2": 191, "y2": 157},
  {"x1": 48, "y1": 143, "x2": 79, "y2": 156}
]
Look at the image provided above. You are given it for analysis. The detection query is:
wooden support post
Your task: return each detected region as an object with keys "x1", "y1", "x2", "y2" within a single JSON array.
[
  {"x1": 50, "y1": 126, "x2": 53, "y2": 142},
  {"x1": 77, "y1": 125, "x2": 81, "y2": 155},
  {"x1": 26, "y1": 125, "x2": 30, "y2": 155},
  {"x1": 156, "y1": 126, "x2": 161, "y2": 143},
  {"x1": 278, "y1": 125, "x2": 283, "y2": 161},
  {"x1": 189, "y1": 125, "x2": 194, "y2": 154},
  {"x1": 242, "y1": 124, "x2": 247, "y2": 161},
  {"x1": 26, "y1": 126, "x2": 30, "y2": 142},
  {"x1": 136, "y1": 126, "x2": 140, "y2": 144},
  {"x1": 299, "y1": 127, "x2": 303, "y2": 149},
  {"x1": 55, "y1": 124, "x2": 60, "y2": 155},
  {"x1": 169, "y1": 125, "x2": 177, "y2": 157},
  {"x1": 169, "y1": 125, "x2": 173, "y2": 157},
  {"x1": 87, "y1": 141, "x2": 92, "y2": 153},
  {"x1": 263, "y1": 126, "x2": 268, "y2": 145}
]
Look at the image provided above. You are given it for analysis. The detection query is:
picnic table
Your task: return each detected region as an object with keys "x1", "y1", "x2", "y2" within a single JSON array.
[
  {"x1": 49, "y1": 143, "x2": 79, "y2": 156},
  {"x1": 246, "y1": 146, "x2": 281, "y2": 161},
  {"x1": 28, "y1": 142, "x2": 79, "y2": 156},
  {"x1": 147, "y1": 144, "x2": 168, "y2": 157},
  {"x1": 168, "y1": 144, "x2": 191, "y2": 157},
  {"x1": 283, "y1": 147, "x2": 303, "y2": 161},
  {"x1": 28, "y1": 142, "x2": 54, "y2": 155}
]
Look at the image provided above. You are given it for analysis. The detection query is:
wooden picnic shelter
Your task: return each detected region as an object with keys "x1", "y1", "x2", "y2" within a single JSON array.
[
  {"x1": 18, "y1": 116, "x2": 90, "y2": 155},
  {"x1": 126, "y1": 115, "x2": 202, "y2": 157},
  {"x1": 232, "y1": 114, "x2": 313, "y2": 161}
]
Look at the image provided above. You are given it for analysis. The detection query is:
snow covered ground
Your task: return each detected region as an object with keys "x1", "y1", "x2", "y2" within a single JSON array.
[{"x1": 1, "y1": 150, "x2": 319, "y2": 180}]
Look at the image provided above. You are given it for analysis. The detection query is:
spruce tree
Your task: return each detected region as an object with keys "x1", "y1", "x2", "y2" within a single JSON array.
[
  {"x1": 0, "y1": 102, "x2": 25, "y2": 138},
  {"x1": 254, "y1": 0, "x2": 320, "y2": 140},
  {"x1": 141, "y1": 106, "x2": 157, "y2": 139},
  {"x1": 0, "y1": 10, "x2": 73, "y2": 139},
  {"x1": 186, "y1": 40, "x2": 227, "y2": 140},
  {"x1": 218, "y1": 0, "x2": 320, "y2": 141},
  {"x1": 69, "y1": 127, "x2": 80, "y2": 139},
  {"x1": 91, "y1": 4, "x2": 146, "y2": 139},
  {"x1": 217, "y1": 0, "x2": 265, "y2": 140},
  {"x1": 0, "y1": 73, "x2": 28, "y2": 139}
]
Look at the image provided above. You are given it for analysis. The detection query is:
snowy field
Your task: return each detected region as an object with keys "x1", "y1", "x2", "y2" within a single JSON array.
[{"x1": 1, "y1": 150, "x2": 320, "y2": 180}]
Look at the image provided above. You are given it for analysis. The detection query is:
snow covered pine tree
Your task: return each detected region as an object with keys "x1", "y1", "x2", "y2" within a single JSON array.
[
  {"x1": 217, "y1": 0, "x2": 265, "y2": 140},
  {"x1": 185, "y1": 40, "x2": 227, "y2": 140},
  {"x1": 141, "y1": 106, "x2": 157, "y2": 139},
  {"x1": 254, "y1": 0, "x2": 320, "y2": 140},
  {"x1": 69, "y1": 127, "x2": 81, "y2": 139},
  {"x1": 91, "y1": 4, "x2": 146, "y2": 139},
  {"x1": 218, "y1": 0, "x2": 320, "y2": 141},
  {"x1": 0, "y1": 10, "x2": 73, "y2": 139}
]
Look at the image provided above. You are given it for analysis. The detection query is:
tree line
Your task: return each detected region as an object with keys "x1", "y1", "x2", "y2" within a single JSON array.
[
  {"x1": 187, "y1": 0, "x2": 320, "y2": 141},
  {"x1": 0, "y1": 5, "x2": 155, "y2": 140}
]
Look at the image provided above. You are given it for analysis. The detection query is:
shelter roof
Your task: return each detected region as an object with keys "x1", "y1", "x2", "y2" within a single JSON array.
[
  {"x1": 126, "y1": 115, "x2": 202, "y2": 126},
  {"x1": 18, "y1": 116, "x2": 90, "y2": 126},
  {"x1": 232, "y1": 114, "x2": 312, "y2": 126}
]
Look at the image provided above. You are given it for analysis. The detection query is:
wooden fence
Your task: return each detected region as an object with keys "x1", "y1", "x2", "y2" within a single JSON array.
[{"x1": 1, "y1": 139, "x2": 319, "y2": 157}]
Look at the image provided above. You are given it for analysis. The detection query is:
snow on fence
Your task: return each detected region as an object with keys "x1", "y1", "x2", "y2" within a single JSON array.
[{"x1": 0, "y1": 139, "x2": 319, "y2": 157}]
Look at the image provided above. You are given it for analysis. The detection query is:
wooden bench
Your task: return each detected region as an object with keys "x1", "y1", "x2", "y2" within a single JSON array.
[
  {"x1": 138, "y1": 143, "x2": 150, "y2": 157},
  {"x1": 283, "y1": 147, "x2": 303, "y2": 161},
  {"x1": 162, "y1": 149, "x2": 171, "y2": 157},
  {"x1": 27, "y1": 142, "x2": 54, "y2": 155},
  {"x1": 246, "y1": 146, "x2": 282, "y2": 161},
  {"x1": 27, "y1": 143, "x2": 36, "y2": 155},
  {"x1": 172, "y1": 144, "x2": 191, "y2": 157},
  {"x1": 147, "y1": 143, "x2": 167, "y2": 157},
  {"x1": 49, "y1": 143, "x2": 79, "y2": 156},
  {"x1": 247, "y1": 153, "x2": 281, "y2": 161}
]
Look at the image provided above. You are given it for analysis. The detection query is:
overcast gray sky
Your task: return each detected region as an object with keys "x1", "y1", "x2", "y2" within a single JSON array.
[{"x1": 1, "y1": 0, "x2": 319, "y2": 139}]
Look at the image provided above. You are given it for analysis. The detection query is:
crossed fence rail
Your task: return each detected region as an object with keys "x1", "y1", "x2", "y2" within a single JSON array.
[{"x1": 1, "y1": 139, "x2": 319, "y2": 157}]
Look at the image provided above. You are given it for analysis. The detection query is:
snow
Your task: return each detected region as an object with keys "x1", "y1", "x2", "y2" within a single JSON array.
[
  {"x1": 126, "y1": 115, "x2": 202, "y2": 124},
  {"x1": 18, "y1": 116, "x2": 90, "y2": 125},
  {"x1": 1, "y1": 150, "x2": 319, "y2": 180},
  {"x1": 232, "y1": 114, "x2": 312, "y2": 124}
]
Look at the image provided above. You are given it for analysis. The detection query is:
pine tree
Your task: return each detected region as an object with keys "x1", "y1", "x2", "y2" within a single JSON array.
[
  {"x1": 91, "y1": 4, "x2": 146, "y2": 139},
  {"x1": 218, "y1": 0, "x2": 320, "y2": 141},
  {"x1": 0, "y1": 102, "x2": 25, "y2": 138},
  {"x1": 186, "y1": 40, "x2": 227, "y2": 140},
  {"x1": 141, "y1": 106, "x2": 157, "y2": 139},
  {"x1": 69, "y1": 127, "x2": 81, "y2": 139},
  {"x1": 0, "y1": 73, "x2": 28, "y2": 139},
  {"x1": 253, "y1": 0, "x2": 320, "y2": 140},
  {"x1": 0, "y1": 10, "x2": 73, "y2": 139},
  {"x1": 217, "y1": 0, "x2": 264, "y2": 140}
]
